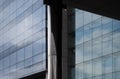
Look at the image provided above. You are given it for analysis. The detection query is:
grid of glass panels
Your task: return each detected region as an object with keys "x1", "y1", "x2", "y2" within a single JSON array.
[
  {"x1": 0, "y1": 0, "x2": 46, "y2": 79},
  {"x1": 73, "y1": 9, "x2": 120, "y2": 79}
]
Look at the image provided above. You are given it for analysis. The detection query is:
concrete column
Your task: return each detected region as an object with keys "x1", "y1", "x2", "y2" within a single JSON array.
[{"x1": 62, "y1": 8, "x2": 68, "y2": 79}]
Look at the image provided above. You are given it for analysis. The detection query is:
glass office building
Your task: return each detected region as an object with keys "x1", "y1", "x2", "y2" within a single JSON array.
[
  {"x1": 0, "y1": 0, "x2": 120, "y2": 79},
  {"x1": 0, "y1": 0, "x2": 46, "y2": 79},
  {"x1": 69, "y1": 8, "x2": 120, "y2": 79}
]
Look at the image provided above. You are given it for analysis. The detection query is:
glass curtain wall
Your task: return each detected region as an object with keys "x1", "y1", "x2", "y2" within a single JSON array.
[
  {"x1": 69, "y1": 8, "x2": 120, "y2": 79},
  {"x1": 0, "y1": 0, "x2": 47, "y2": 79}
]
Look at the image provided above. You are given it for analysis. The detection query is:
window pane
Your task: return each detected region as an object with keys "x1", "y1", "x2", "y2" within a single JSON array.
[
  {"x1": 103, "y1": 73, "x2": 112, "y2": 79},
  {"x1": 92, "y1": 18, "x2": 102, "y2": 38},
  {"x1": 3, "y1": 56, "x2": 10, "y2": 68},
  {"x1": 113, "y1": 52, "x2": 120, "y2": 72},
  {"x1": 10, "y1": 53, "x2": 17, "y2": 66},
  {"x1": 24, "y1": 15, "x2": 32, "y2": 29},
  {"x1": 75, "y1": 63, "x2": 83, "y2": 79},
  {"x1": 33, "y1": 54, "x2": 43, "y2": 64},
  {"x1": 17, "y1": 48, "x2": 25, "y2": 62},
  {"x1": 4, "y1": 67, "x2": 10, "y2": 75},
  {"x1": 115, "y1": 72, "x2": 120, "y2": 79},
  {"x1": 113, "y1": 37, "x2": 120, "y2": 53},
  {"x1": 42, "y1": 38, "x2": 46, "y2": 52},
  {"x1": 17, "y1": 62, "x2": 24, "y2": 70},
  {"x1": 33, "y1": 39, "x2": 42, "y2": 55},
  {"x1": 25, "y1": 58, "x2": 32, "y2": 67},
  {"x1": 84, "y1": 12, "x2": 92, "y2": 25},
  {"x1": 25, "y1": 44, "x2": 32, "y2": 59},
  {"x1": 75, "y1": 13, "x2": 83, "y2": 29},
  {"x1": 113, "y1": 29, "x2": 120, "y2": 38},
  {"x1": 32, "y1": 8, "x2": 42, "y2": 25},
  {"x1": 92, "y1": 14, "x2": 101, "y2": 21},
  {"x1": 93, "y1": 76, "x2": 102, "y2": 79},
  {"x1": 0, "y1": 60, "x2": 3, "y2": 70},
  {"x1": 103, "y1": 55, "x2": 112, "y2": 74},
  {"x1": 32, "y1": 23, "x2": 43, "y2": 34},
  {"x1": 84, "y1": 61, "x2": 92, "y2": 78},
  {"x1": 32, "y1": 62, "x2": 43, "y2": 73},
  {"x1": 10, "y1": 65, "x2": 17, "y2": 79},
  {"x1": 0, "y1": 70, "x2": 3, "y2": 78},
  {"x1": 102, "y1": 34, "x2": 112, "y2": 55},
  {"x1": 84, "y1": 24, "x2": 92, "y2": 42},
  {"x1": 93, "y1": 37, "x2": 102, "y2": 58},
  {"x1": 10, "y1": 65, "x2": 16, "y2": 73},
  {"x1": 76, "y1": 44, "x2": 83, "y2": 64},
  {"x1": 113, "y1": 19, "x2": 120, "y2": 31},
  {"x1": 17, "y1": 62, "x2": 25, "y2": 77},
  {"x1": 84, "y1": 41, "x2": 92, "y2": 61},
  {"x1": 93, "y1": 59, "x2": 102, "y2": 76},
  {"x1": 75, "y1": 27, "x2": 83, "y2": 45},
  {"x1": 17, "y1": 21, "x2": 25, "y2": 35},
  {"x1": 9, "y1": 0, "x2": 17, "y2": 14},
  {"x1": 102, "y1": 22, "x2": 112, "y2": 35},
  {"x1": 102, "y1": 17, "x2": 112, "y2": 24}
]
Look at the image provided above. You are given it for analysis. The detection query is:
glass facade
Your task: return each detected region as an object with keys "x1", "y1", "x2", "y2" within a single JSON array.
[
  {"x1": 70, "y1": 8, "x2": 120, "y2": 79},
  {"x1": 0, "y1": 0, "x2": 46, "y2": 79}
]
